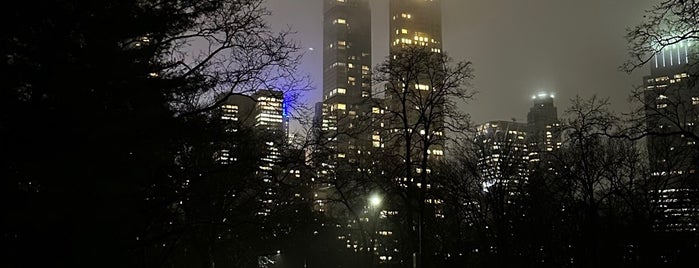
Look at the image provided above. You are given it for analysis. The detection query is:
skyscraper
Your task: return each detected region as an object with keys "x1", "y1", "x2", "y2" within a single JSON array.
[
  {"x1": 475, "y1": 120, "x2": 530, "y2": 192},
  {"x1": 385, "y1": 0, "x2": 445, "y2": 160},
  {"x1": 527, "y1": 93, "x2": 560, "y2": 163},
  {"x1": 319, "y1": 0, "x2": 374, "y2": 170},
  {"x1": 319, "y1": 0, "x2": 383, "y2": 262},
  {"x1": 389, "y1": 0, "x2": 442, "y2": 53},
  {"x1": 643, "y1": 41, "x2": 699, "y2": 233},
  {"x1": 218, "y1": 90, "x2": 289, "y2": 216}
]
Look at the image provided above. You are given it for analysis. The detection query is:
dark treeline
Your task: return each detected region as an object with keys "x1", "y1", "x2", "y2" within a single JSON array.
[{"x1": 2, "y1": 0, "x2": 311, "y2": 267}]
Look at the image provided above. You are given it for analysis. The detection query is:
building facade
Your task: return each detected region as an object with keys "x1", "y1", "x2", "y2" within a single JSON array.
[
  {"x1": 475, "y1": 120, "x2": 530, "y2": 192},
  {"x1": 389, "y1": 0, "x2": 442, "y2": 53},
  {"x1": 218, "y1": 90, "x2": 289, "y2": 217},
  {"x1": 322, "y1": 0, "x2": 373, "y2": 162},
  {"x1": 527, "y1": 93, "x2": 561, "y2": 164},
  {"x1": 643, "y1": 41, "x2": 699, "y2": 233}
]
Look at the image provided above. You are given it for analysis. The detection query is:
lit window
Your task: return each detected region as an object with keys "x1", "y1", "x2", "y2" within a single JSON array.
[
  {"x1": 415, "y1": 84, "x2": 430, "y2": 90},
  {"x1": 330, "y1": 62, "x2": 346, "y2": 69},
  {"x1": 334, "y1": 18, "x2": 346, "y2": 24}
]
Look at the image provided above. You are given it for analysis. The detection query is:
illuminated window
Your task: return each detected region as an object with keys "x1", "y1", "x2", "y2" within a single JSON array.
[
  {"x1": 337, "y1": 88, "x2": 346, "y2": 94},
  {"x1": 330, "y1": 62, "x2": 346, "y2": 69},
  {"x1": 415, "y1": 84, "x2": 430, "y2": 90},
  {"x1": 401, "y1": 29, "x2": 408, "y2": 34},
  {"x1": 337, "y1": 103, "x2": 346, "y2": 110},
  {"x1": 693, "y1": 96, "x2": 699, "y2": 105},
  {"x1": 334, "y1": 18, "x2": 346, "y2": 24}
]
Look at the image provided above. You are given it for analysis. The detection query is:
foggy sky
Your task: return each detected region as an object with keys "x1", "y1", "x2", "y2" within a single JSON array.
[{"x1": 267, "y1": 0, "x2": 658, "y2": 125}]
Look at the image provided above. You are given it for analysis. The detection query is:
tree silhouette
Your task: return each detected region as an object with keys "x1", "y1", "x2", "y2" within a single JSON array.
[{"x1": 1, "y1": 1, "x2": 306, "y2": 267}]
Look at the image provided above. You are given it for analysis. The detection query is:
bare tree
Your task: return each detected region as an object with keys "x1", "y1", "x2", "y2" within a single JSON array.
[
  {"x1": 371, "y1": 45, "x2": 474, "y2": 267},
  {"x1": 154, "y1": 0, "x2": 310, "y2": 116},
  {"x1": 623, "y1": 0, "x2": 699, "y2": 73},
  {"x1": 621, "y1": 0, "x2": 699, "y2": 142}
]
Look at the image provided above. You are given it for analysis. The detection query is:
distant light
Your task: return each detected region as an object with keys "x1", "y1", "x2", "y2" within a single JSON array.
[
  {"x1": 308, "y1": 47, "x2": 315, "y2": 51},
  {"x1": 531, "y1": 95, "x2": 536, "y2": 100},
  {"x1": 276, "y1": 250, "x2": 281, "y2": 255},
  {"x1": 550, "y1": 94, "x2": 555, "y2": 98},
  {"x1": 537, "y1": 93, "x2": 547, "y2": 98}
]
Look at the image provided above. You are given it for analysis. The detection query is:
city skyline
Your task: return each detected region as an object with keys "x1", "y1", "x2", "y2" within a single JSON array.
[
  {"x1": 4, "y1": 0, "x2": 699, "y2": 267},
  {"x1": 267, "y1": 0, "x2": 655, "y2": 125}
]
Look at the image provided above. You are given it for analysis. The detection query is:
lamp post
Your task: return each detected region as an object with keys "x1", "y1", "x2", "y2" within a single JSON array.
[{"x1": 368, "y1": 194, "x2": 382, "y2": 268}]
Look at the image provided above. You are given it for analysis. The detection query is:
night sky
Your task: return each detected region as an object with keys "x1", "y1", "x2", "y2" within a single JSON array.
[{"x1": 267, "y1": 0, "x2": 658, "y2": 125}]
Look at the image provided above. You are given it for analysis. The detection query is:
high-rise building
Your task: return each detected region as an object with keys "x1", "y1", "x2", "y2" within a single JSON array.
[
  {"x1": 527, "y1": 93, "x2": 561, "y2": 163},
  {"x1": 385, "y1": 0, "x2": 445, "y2": 161},
  {"x1": 322, "y1": 0, "x2": 373, "y2": 164},
  {"x1": 217, "y1": 94, "x2": 256, "y2": 165},
  {"x1": 324, "y1": 0, "x2": 372, "y2": 101},
  {"x1": 389, "y1": 0, "x2": 442, "y2": 53},
  {"x1": 383, "y1": 1, "x2": 445, "y2": 264},
  {"x1": 319, "y1": 0, "x2": 385, "y2": 262},
  {"x1": 475, "y1": 120, "x2": 530, "y2": 192},
  {"x1": 643, "y1": 41, "x2": 699, "y2": 233},
  {"x1": 218, "y1": 90, "x2": 289, "y2": 216}
]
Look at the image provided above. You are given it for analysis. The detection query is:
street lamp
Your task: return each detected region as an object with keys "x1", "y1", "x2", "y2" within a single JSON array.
[
  {"x1": 369, "y1": 194, "x2": 382, "y2": 208},
  {"x1": 367, "y1": 194, "x2": 382, "y2": 267}
]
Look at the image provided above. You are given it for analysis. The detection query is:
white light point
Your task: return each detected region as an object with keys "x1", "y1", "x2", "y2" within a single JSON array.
[{"x1": 369, "y1": 195, "x2": 382, "y2": 207}]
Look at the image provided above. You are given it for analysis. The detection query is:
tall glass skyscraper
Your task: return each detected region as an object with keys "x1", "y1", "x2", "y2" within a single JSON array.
[{"x1": 643, "y1": 41, "x2": 699, "y2": 233}]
